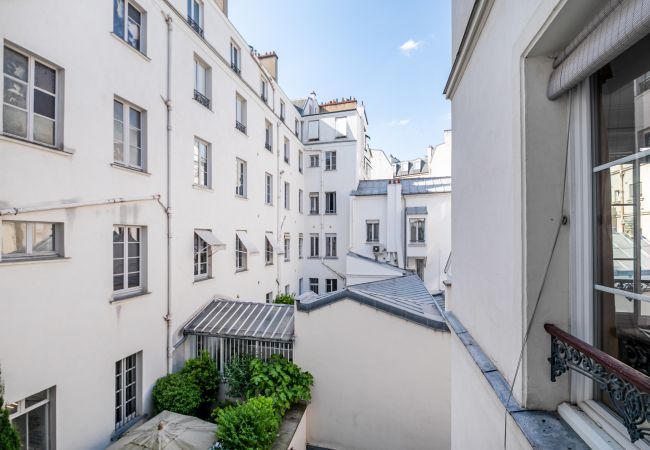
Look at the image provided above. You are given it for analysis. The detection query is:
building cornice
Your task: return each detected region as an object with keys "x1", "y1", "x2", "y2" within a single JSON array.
[{"x1": 443, "y1": 0, "x2": 494, "y2": 100}]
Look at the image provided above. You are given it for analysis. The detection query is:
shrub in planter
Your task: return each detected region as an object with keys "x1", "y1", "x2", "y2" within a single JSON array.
[
  {"x1": 247, "y1": 354, "x2": 313, "y2": 415},
  {"x1": 215, "y1": 396, "x2": 279, "y2": 450},
  {"x1": 0, "y1": 370, "x2": 20, "y2": 450},
  {"x1": 181, "y1": 351, "x2": 220, "y2": 404},
  {"x1": 223, "y1": 353, "x2": 254, "y2": 399},
  {"x1": 152, "y1": 372, "x2": 202, "y2": 416},
  {"x1": 273, "y1": 294, "x2": 295, "y2": 305}
]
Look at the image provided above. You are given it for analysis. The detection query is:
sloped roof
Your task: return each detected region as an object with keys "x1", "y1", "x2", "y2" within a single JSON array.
[
  {"x1": 351, "y1": 177, "x2": 451, "y2": 196},
  {"x1": 291, "y1": 98, "x2": 308, "y2": 114},
  {"x1": 296, "y1": 275, "x2": 448, "y2": 331},
  {"x1": 347, "y1": 251, "x2": 410, "y2": 275}
]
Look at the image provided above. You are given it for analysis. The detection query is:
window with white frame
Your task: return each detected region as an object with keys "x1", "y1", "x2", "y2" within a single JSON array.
[
  {"x1": 8, "y1": 387, "x2": 55, "y2": 449},
  {"x1": 280, "y1": 101, "x2": 285, "y2": 121},
  {"x1": 235, "y1": 94, "x2": 247, "y2": 133},
  {"x1": 235, "y1": 235, "x2": 247, "y2": 270},
  {"x1": 309, "y1": 277, "x2": 319, "y2": 294},
  {"x1": 295, "y1": 118, "x2": 300, "y2": 137},
  {"x1": 3, "y1": 46, "x2": 59, "y2": 147},
  {"x1": 114, "y1": 99, "x2": 144, "y2": 169},
  {"x1": 310, "y1": 233, "x2": 319, "y2": 258},
  {"x1": 310, "y1": 154, "x2": 319, "y2": 167},
  {"x1": 409, "y1": 218, "x2": 425, "y2": 243},
  {"x1": 284, "y1": 235, "x2": 290, "y2": 262},
  {"x1": 113, "y1": 226, "x2": 144, "y2": 295},
  {"x1": 298, "y1": 233, "x2": 303, "y2": 259},
  {"x1": 260, "y1": 78, "x2": 268, "y2": 102},
  {"x1": 1, "y1": 221, "x2": 61, "y2": 260},
  {"x1": 265, "y1": 172, "x2": 273, "y2": 205},
  {"x1": 113, "y1": 0, "x2": 145, "y2": 52},
  {"x1": 265, "y1": 291, "x2": 273, "y2": 303},
  {"x1": 115, "y1": 352, "x2": 139, "y2": 429},
  {"x1": 298, "y1": 189, "x2": 303, "y2": 214},
  {"x1": 308, "y1": 120, "x2": 319, "y2": 141},
  {"x1": 265, "y1": 236, "x2": 273, "y2": 265},
  {"x1": 366, "y1": 220, "x2": 379, "y2": 242},
  {"x1": 284, "y1": 138, "x2": 290, "y2": 163},
  {"x1": 299, "y1": 278, "x2": 303, "y2": 294},
  {"x1": 235, "y1": 158, "x2": 247, "y2": 197},
  {"x1": 264, "y1": 120, "x2": 272, "y2": 151},
  {"x1": 325, "y1": 151, "x2": 337, "y2": 170},
  {"x1": 325, "y1": 192, "x2": 336, "y2": 214},
  {"x1": 325, "y1": 234, "x2": 337, "y2": 258},
  {"x1": 309, "y1": 192, "x2": 319, "y2": 214},
  {"x1": 194, "y1": 231, "x2": 210, "y2": 279},
  {"x1": 299, "y1": 150, "x2": 304, "y2": 173},
  {"x1": 285, "y1": 284, "x2": 290, "y2": 295},
  {"x1": 284, "y1": 182, "x2": 290, "y2": 209},
  {"x1": 415, "y1": 258, "x2": 425, "y2": 281},
  {"x1": 193, "y1": 138, "x2": 210, "y2": 187},
  {"x1": 193, "y1": 57, "x2": 210, "y2": 108},
  {"x1": 230, "y1": 42, "x2": 241, "y2": 74},
  {"x1": 326, "y1": 278, "x2": 338, "y2": 293},
  {"x1": 187, "y1": 0, "x2": 204, "y2": 35},
  {"x1": 335, "y1": 117, "x2": 347, "y2": 138}
]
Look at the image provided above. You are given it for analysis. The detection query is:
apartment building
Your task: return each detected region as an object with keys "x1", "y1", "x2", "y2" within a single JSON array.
[{"x1": 446, "y1": 0, "x2": 650, "y2": 448}]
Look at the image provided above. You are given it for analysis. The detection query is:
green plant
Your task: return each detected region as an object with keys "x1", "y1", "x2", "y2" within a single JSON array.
[
  {"x1": 224, "y1": 353, "x2": 255, "y2": 399},
  {"x1": 273, "y1": 294, "x2": 295, "y2": 305},
  {"x1": 209, "y1": 399, "x2": 238, "y2": 424},
  {"x1": 152, "y1": 372, "x2": 202, "y2": 416},
  {"x1": 247, "y1": 355, "x2": 313, "y2": 415},
  {"x1": 181, "y1": 351, "x2": 220, "y2": 403},
  {"x1": 216, "y1": 396, "x2": 280, "y2": 450},
  {"x1": 0, "y1": 369, "x2": 20, "y2": 450}
]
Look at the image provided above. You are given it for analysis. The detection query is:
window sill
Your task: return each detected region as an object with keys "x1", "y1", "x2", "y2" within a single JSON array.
[
  {"x1": 324, "y1": 256, "x2": 338, "y2": 260},
  {"x1": 110, "y1": 290, "x2": 151, "y2": 304},
  {"x1": 265, "y1": 262, "x2": 274, "y2": 266},
  {"x1": 110, "y1": 32, "x2": 150, "y2": 61},
  {"x1": 284, "y1": 259, "x2": 290, "y2": 263},
  {"x1": 324, "y1": 169, "x2": 337, "y2": 172},
  {"x1": 366, "y1": 241, "x2": 380, "y2": 244},
  {"x1": 235, "y1": 194, "x2": 248, "y2": 200},
  {"x1": 409, "y1": 242, "x2": 426, "y2": 247},
  {"x1": 265, "y1": 202, "x2": 273, "y2": 207},
  {"x1": 0, "y1": 134, "x2": 72, "y2": 156},
  {"x1": 192, "y1": 184, "x2": 213, "y2": 192},
  {"x1": 309, "y1": 212, "x2": 320, "y2": 216},
  {"x1": 325, "y1": 212, "x2": 337, "y2": 216},
  {"x1": 0, "y1": 256, "x2": 69, "y2": 266},
  {"x1": 235, "y1": 268, "x2": 248, "y2": 273},
  {"x1": 308, "y1": 256, "x2": 320, "y2": 260},
  {"x1": 193, "y1": 276, "x2": 213, "y2": 284},
  {"x1": 111, "y1": 163, "x2": 151, "y2": 176}
]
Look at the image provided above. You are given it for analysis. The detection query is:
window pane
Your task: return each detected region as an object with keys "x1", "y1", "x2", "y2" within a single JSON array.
[
  {"x1": 127, "y1": 257, "x2": 139, "y2": 272},
  {"x1": 129, "y1": 142, "x2": 141, "y2": 167},
  {"x1": 3, "y1": 105, "x2": 27, "y2": 137},
  {"x1": 128, "y1": 227, "x2": 139, "y2": 242},
  {"x1": 113, "y1": 226, "x2": 124, "y2": 243},
  {"x1": 128, "y1": 243, "x2": 139, "y2": 257},
  {"x1": 127, "y1": 5, "x2": 141, "y2": 50},
  {"x1": 113, "y1": 242, "x2": 124, "y2": 259},
  {"x1": 33, "y1": 115, "x2": 55, "y2": 146},
  {"x1": 3, "y1": 78, "x2": 27, "y2": 109},
  {"x1": 3, "y1": 47, "x2": 28, "y2": 81},
  {"x1": 113, "y1": 275, "x2": 124, "y2": 291},
  {"x1": 113, "y1": 259, "x2": 124, "y2": 275},
  {"x1": 127, "y1": 272, "x2": 140, "y2": 288},
  {"x1": 32, "y1": 223, "x2": 54, "y2": 253},
  {"x1": 12, "y1": 413, "x2": 26, "y2": 448},
  {"x1": 1, "y1": 222, "x2": 26, "y2": 254},
  {"x1": 33, "y1": 90, "x2": 55, "y2": 119},
  {"x1": 113, "y1": 0, "x2": 125, "y2": 38},
  {"x1": 35, "y1": 62, "x2": 56, "y2": 94},
  {"x1": 129, "y1": 108, "x2": 141, "y2": 129}
]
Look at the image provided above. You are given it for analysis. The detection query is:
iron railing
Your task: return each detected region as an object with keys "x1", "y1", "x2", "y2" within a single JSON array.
[
  {"x1": 235, "y1": 121, "x2": 246, "y2": 134},
  {"x1": 230, "y1": 62, "x2": 241, "y2": 75},
  {"x1": 261, "y1": 94, "x2": 268, "y2": 103},
  {"x1": 265, "y1": 142, "x2": 272, "y2": 151},
  {"x1": 193, "y1": 89, "x2": 210, "y2": 109},
  {"x1": 187, "y1": 16, "x2": 204, "y2": 37},
  {"x1": 545, "y1": 323, "x2": 650, "y2": 442}
]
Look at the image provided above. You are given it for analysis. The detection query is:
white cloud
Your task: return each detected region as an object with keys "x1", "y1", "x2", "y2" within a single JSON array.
[
  {"x1": 399, "y1": 119, "x2": 410, "y2": 125},
  {"x1": 386, "y1": 119, "x2": 410, "y2": 126},
  {"x1": 400, "y1": 39, "x2": 422, "y2": 55}
]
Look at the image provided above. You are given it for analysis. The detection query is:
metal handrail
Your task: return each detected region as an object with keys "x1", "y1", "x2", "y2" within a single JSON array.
[
  {"x1": 230, "y1": 63, "x2": 241, "y2": 75},
  {"x1": 265, "y1": 142, "x2": 272, "y2": 151},
  {"x1": 193, "y1": 90, "x2": 210, "y2": 109},
  {"x1": 235, "y1": 121, "x2": 247, "y2": 134},
  {"x1": 186, "y1": 16, "x2": 204, "y2": 37}
]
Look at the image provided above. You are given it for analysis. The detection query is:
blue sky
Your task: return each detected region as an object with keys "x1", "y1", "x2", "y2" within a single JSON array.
[{"x1": 229, "y1": 0, "x2": 451, "y2": 161}]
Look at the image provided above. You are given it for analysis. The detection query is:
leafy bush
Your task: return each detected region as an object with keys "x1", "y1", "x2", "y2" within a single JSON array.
[
  {"x1": 152, "y1": 372, "x2": 202, "y2": 416},
  {"x1": 209, "y1": 399, "x2": 238, "y2": 424},
  {"x1": 224, "y1": 354, "x2": 254, "y2": 399},
  {"x1": 215, "y1": 396, "x2": 280, "y2": 450},
  {"x1": 247, "y1": 355, "x2": 313, "y2": 415},
  {"x1": 273, "y1": 294, "x2": 295, "y2": 305},
  {"x1": 181, "y1": 351, "x2": 220, "y2": 404},
  {"x1": 0, "y1": 370, "x2": 20, "y2": 450}
]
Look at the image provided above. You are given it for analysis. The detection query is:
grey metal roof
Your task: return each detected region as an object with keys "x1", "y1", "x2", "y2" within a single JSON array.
[
  {"x1": 347, "y1": 251, "x2": 410, "y2": 274},
  {"x1": 351, "y1": 177, "x2": 451, "y2": 196},
  {"x1": 405, "y1": 206, "x2": 428, "y2": 215},
  {"x1": 297, "y1": 275, "x2": 448, "y2": 331},
  {"x1": 184, "y1": 298, "x2": 294, "y2": 342},
  {"x1": 291, "y1": 98, "x2": 307, "y2": 114}
]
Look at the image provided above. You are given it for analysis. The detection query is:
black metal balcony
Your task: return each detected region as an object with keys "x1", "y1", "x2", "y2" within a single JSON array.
[
  {"x1": 187, "y1": 16, "x2": 204, "y2": 37},
  {"x1": 193, "y1": 90, "x2": 210, "y2": 109},
  {"x1": 231, "y1": 63, "x2": 241, "y2": 75},
  {"x1": 545, "y1": 323, "x2": 650, "y2": 443},
  {"x1": 261, "y1": 94, "x2": 268, "y2": 103},
  {"x1": 265, "y1": 142, "x2": 272, "y2": 151},
  {"x1": 235, "y1": 121, "x2": 247, "y2": 134}
]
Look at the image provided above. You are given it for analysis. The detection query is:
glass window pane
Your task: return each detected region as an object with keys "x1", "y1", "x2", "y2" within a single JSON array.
[
  {"x1": 127, "y1": 257, "x2": 139, "y2": 272},
  {"x1": 27, "y1": 405, "x2": 47, "y2": 449},
  {"x1": 128, "y1": 227, "x2": 139, "y2": 243},
  {"x1": 113, "y1": 0, "x2": 125, "y2": 38},
  {"x1": 1, "y1": 222, "x2": 26, "y2": 254},
  {"x1": 113, "y1": 275, "x2": 124, "y2": 291},
  {"x1": 25, "y1": 390, "x2": 48, "y2": 407},
  {"x1": 35, "y1": 62, "x2": 56, "y2": 94},
  {"x1": 32, "y1": 223, "x2": 54, "y2": 253},
  {"x1": 12, "y1": 413, "x2": 26, "y2": 448},
  {"x1": 3, "y1": 47, "x2": 28, "y2": 81},
  {"x1": 129, "y1": 143, "x2": 141, "y2": 167},
  {"x1": 33, "y1": 115, "x2": 55, "y2": 146},
  {"x1": 3, "y1": 104, "x2": 27, "y2": 137},
  {"x1": 33, "y1": 90, "x2": 55, "y2": 119},
  {"x1": 113, "y1": 259, "x2": 124, "y2": 275},
  {"x1": 128, "y1": 243, "x2": 139, "y2": 257},
  {"x1": 3, "y1": 78, "x2": 27, "y2": 109},
  {"x1": 127, "y1": 13, "x2": 141, "y2": 50},
  {"x1": 113, "y1": 227, "x2": 124, "y2": 243},
  {"x1": 127, "y1": 273, "x2": 140, "y2": 288},
  {"x1": 113, "y1": 242, "x2": 124, "y2": 259},
  {"x1": 129, "y1": 108, "x2": 141, "y2": 129}
]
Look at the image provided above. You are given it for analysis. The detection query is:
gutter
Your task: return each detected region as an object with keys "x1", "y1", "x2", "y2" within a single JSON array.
[{"x1": 0, "y1": 195, "x2": 161, "y2": 216}]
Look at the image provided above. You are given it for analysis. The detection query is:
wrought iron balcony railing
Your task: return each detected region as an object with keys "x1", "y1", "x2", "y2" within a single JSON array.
[
  {"x1": 187, "y1": 16, "x2": 204, "y2": 37},
  {"x1": 231, "y1": 63, "x2": 241, "y2": 75},
  {"x1": 265, "y1": 142, "x2": 272, "y2": 151},
  {"x1": 261, "y1": 94, "x2": 268, "y2": 103},
  {"x1": 545, "y1": 323, "x2": 650, "y2": 442},
  {"x1": 193, "y1": 90, "x2": 210, "y2": 109},
  {"x1": 235, "y1": 121, "x2": 247, "y2": 134}
]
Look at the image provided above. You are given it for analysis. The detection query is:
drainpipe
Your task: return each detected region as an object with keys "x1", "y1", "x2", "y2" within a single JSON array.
[
  {"x1": 0, "y1": 195, "x2": 161, "y2": 216},
  {"x1": 163, "y1": 13, "x2": 173, "y2": 374},
  {"x1": 276, "y1": 120, "x2": 281, "y2": 296}
]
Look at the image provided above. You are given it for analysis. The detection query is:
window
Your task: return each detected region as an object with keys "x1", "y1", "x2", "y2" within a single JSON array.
[
  {"x1": 235, "y1": 94, "x2": 247, "y2": 133},
  {"x1": 230, "y1": 42, "x2": 241, "y2": 74},
  {"x1": 326, "y1": 278, "x2": 338, "y2": 293},
  {"x1": 309, "y1": 278, "x2": 319, "y2": 294},
  {"x1": 194, "y1": 231, "x2": 210, "y2": 279},
  {"x1": 115, "y1": 353, "x2": 139, "y2": 429},
  {"x1": 325, "y1": 151, "x2": 337, "y2": 171},
  {"x1": 1, "y1": 221, "x2": 61, "y2": 260},
  {"x1": 265, "y1": 291, "x2": 273, "y2": 303},
  {"x1": 235, "y1": 235, "x2": 247, "y2": 270},
  {"x1": 309, "y1": 192, "x2": 319, "y2": 215},
  {"x1": 285, "y1": 284, "x2": 290, "y2": 295},
  {"x1": 298, "y1": 234, "x2": 303, "y2": 259},
  {"x1": 187, "y1": 0, "x2": 204, "y2": 36},
  {"x1": 264, "y1": 121, "x2": 272, "y2": 151},
  {"x1": 193, "y1": 57, "x2": 210, "y2": 108},
  {"x1": 295, "y1": 118, "x2": 300, "y2": 137},
  {"x1": 415, "y1": 258, "x2": 425, "y2": 281},
  {"x1": 3, "y1": 46, "x2": 59, "y2": 146},
  {"x1": 265, "y1": 236, "x2": 273, "y2": 265},
  {"x1": 299, "y1": 278, "x2": 303, "y2": 294},
  {"x1": 325, "y1": 234, "x2": 337, "y2": 258},
  {"x1": 366, "y1": 221, "x2": 379, "y2": 242},
  {"x1": 284, "y1": 182, "x2": 290, "y2": 209},
  {"x1": 193, "y1": 138, "x2": 210, "y2": 187},
  {"x1": 236, "y1": 158, "x2": 247, "y2": 197},
  {"x1": 113, "y1": 226, "x2": 143, "y2": 295},
  {"x1": 265, "y1": 173, "x2": 273, "y2": 205},
  {"x1": 8, "y1": 388, "x2": 55, "y2": 449},
  {"x1": 298, "y1": 189, "x2": 303, "y2": 214},
  {"x1": 310, "y1": 155, "x2": 320, "y2": 167},
  {"x1": 114, "y1": 99, "x2": 144, "y2": 169},
  {"x1": 325, "y1": 192, "x2": 336, "y2": 214},
  {"x1": 310, "y1": 234, "x2": 319, "y2": 258},
  {"x1": 284, "y1": 235, "x2": 290, "y2": 262},
  {"x1": 284, "y1": 138, "x2": 290, "y2": 163},
  {"x1": 308, "y1": 120, "x2": 319, "y2": 141},
  {"x1": 113, "y1": 0, "x2": 145, "y2": 52},
  {"x1": 335, "y1": 117, "x2": 347, "y2": 138},
  {"x1": 260, "y1": 78, "x2": 268, "y2": 102},
  {"x1": 409, "y1": 219, "x2": 425, "y2": 243},
  {"x1": 299, "y1": 150, "x2": 304, "y2": 173},
  {"x1": 280, "y1": 101, "x2": 285, "y2": 122}
]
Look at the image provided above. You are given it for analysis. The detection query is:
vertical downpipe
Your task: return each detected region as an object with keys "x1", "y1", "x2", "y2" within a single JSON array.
[
  {"x1": 164, "y1": 13, "x2": 173, "y2": 374},
  {"x1": 276, "y1": 120, "x2": 281, "y2": 296}
]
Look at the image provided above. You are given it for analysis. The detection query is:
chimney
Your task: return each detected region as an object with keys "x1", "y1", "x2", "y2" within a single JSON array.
[{"x1": 258, "y1": 52, "x2": 278, "y2": 81}]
